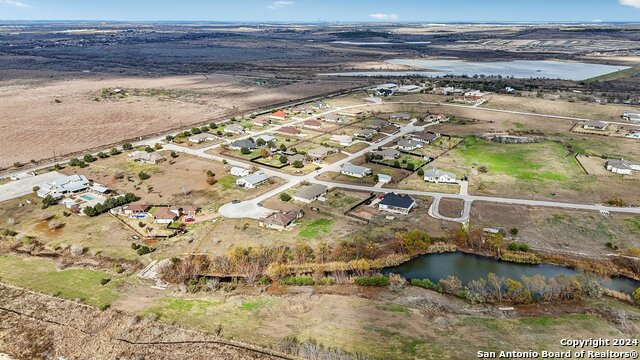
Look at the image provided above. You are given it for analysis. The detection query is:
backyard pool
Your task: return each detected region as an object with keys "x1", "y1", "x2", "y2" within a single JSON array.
[{"x1": 80, "y1": 194, "x2": 95, "y2": 201}]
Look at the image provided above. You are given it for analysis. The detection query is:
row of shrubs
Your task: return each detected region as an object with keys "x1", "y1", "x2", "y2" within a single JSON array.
[
  {"x1": 83, "y1": 192, "x2": 139, "y2": 217},
  {"x1": 278, "y1": 275, "x2": 391, "y2": 287}
]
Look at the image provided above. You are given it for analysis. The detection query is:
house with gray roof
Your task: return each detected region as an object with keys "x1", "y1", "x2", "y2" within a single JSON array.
[
  {"x1": 372, "y1": 149, "x2": 401, "y2": 160},
  {"x1": 397, "y1": 139, "x2": 423, "y2": 151},
  {"x1": 223, "y1": 124, "x2": 245, "y2": 134},
  {"x1": 308, "y1": 146, "x2": 334, "y2": 161},
  {"x1": 388, "y1": 112, "x2": 412, "y2": 121},
  {"x1": 340, "y1": 163, "x2": 372, "y2": 178},
  {"x1": 293, "y1": 184, "x2": 328, "y2": 203},
  {"x1": 367, "y1": 119, "x2": 391, "y2": 130},
  {"x1": 37, "y1": 174, "x2": 91, "y2": 199},
  {"x1": 128, "y1": 151, "x2": 166, "y2": 164},
  {"x1": 229, "y1": 139, "x2": 258, "y2": 151},
  {"x1": 583, "y1": 121, "x2": 608, "y2": 131},
  {"x1": 236, "y1": 171, "x2": 269, "y2": 189},
  {"x1": 188, "y1": 133, "x2": 217, "y2": 144},
  {"x1": 423, "y1": 168, "x2": 457, "y2": 184},
  {"x1": 354, "y1": 128, "x2": 378, "y2": 140},
  {"x1": 606, "y1": 159, "x2": 640, "y2": 175}
]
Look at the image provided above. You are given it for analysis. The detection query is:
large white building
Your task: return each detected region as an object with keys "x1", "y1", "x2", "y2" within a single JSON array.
[
  {"x1": 423, "y1": 168, "x2": 457, "y2": 184},
  {"x1": 37, "y1": 174, "x2": 90, "y2": 199}
]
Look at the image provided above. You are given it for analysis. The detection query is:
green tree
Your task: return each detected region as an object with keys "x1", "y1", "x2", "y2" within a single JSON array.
[
  {"x1": 279, "y1": 155, "x2": 288, "y2": 164},
  {"x1": 122, "y1": 143, "x2": 133, "y2": 150},
  {"x1": 83, "y1": 154, "x2": 96, "y2": 163},
  {"x1": 292, "y1": 161, "x2": 304, "y2": 168},
  {"x1": 109, "y1": 148, "x2": 121, "y2": 156},
  {"x1": 417, "y1": 168, "x2": 424, "y2": 176},
  {"x1": 41, "y1": 195, "x2": 58, "y2": 209},
  {"x1": 279, "y1": 193, "x2": 291, "y2": 202},
  {"x1": 240, "y1": 146, "x2": 251, "y2": 155},
  {"x1": 634, "y1": 287, "x2": 640, "y2": 305},
  {"x1": 138, "y1": 171, "x2": 150, "y2": 180}
]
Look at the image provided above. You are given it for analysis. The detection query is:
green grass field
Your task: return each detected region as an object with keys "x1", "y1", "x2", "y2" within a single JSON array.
[
  {"x1": 456, "y1": 138, "x2": 579, "y2": 182},
  {"x1": 0, "y1": 255, "x2": 122, "y2": 308},
  {"x1": 298, "y1": 218, "x2": 334, "y2": 238}
]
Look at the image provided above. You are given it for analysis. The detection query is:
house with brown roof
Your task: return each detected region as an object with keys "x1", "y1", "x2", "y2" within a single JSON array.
[
  {"x1": 124, "y1": 203, "x2": 150, "y2": 216},
  {"x1": 303, "y1": 119, "x2": 322, "y2": 129},
  {"x1": 278, "y1": 126, "x2": 302, "y2": 136},
  {"x1": 153, "y1": 207, "x2": 179, "y2": 224},
  {"x1": 410, "y1": 131, "x2": 440, "y2": 144},
  {"x1": 259, "y1": 209, "x2": 304, "y2": 231}
]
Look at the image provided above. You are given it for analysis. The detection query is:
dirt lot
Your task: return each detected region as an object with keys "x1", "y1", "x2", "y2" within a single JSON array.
[
  {"x1": 438, "y1": 198, "x2": 465, "y2": 218},
  {"x1": 470, "y1": 202, "x2": 640, "y2": 256},
  {"x1": 0, "y1": 73, "x2": 363, "y2": 169}
]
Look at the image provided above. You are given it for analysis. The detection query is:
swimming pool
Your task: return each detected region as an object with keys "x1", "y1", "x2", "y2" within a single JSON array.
[{"x1": 81, "y1": 194, "x2": 94, "y2": 201}]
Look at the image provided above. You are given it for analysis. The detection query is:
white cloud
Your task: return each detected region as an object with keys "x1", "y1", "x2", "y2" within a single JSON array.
[
  {"x1": 267, "y1": 1, "x2": 294, "y2": 10},
  {"x1": 369, "y1": 13, "x2": 399, "y2": 21},
  {"x1": 0, "y1": 0, "x2": 31, "y2": 8},
  {"x1": 620, "y1": 0, "x2": 640, "y2": 9}
]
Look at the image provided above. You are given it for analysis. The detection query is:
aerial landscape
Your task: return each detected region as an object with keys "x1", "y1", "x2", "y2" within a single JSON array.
[{"x1": 2, "y1": 0, "x2": 640, "y2": 359}]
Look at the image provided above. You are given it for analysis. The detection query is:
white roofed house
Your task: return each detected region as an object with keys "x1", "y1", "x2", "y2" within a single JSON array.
[
  {"x1": 128, "y1": 151, "x2": 166, "y2": 164},
  {"x1": 323, "y1": 113, "x2": 346, "y2": 124},
  {"x1": 354, "y1": 128, "x2": 377, "y2": 140},
  {"x1": 293, "y1": 184, "x2": 328, "y2": 203},
  {"x1": 372, "y1": 149, "x2": 401, "y2": 161},
  {"x1": 223, "y1": 124, "x2": 245, "y2": 134},
  {"x1": 230, "y1": 166, "x2": 250, "y2": 177},
  {"x1": 340, "y1": 163, "x2": 372, "y2": 178},
  {"x1": 387, "y1": 113, "x2": 412, "y2": 121},
  {"x1": 583, "y1": 121, "x2": 608, "y2": 131},
  {"x1": 37, "y1": 174, "x2": 91, "y2": 199},
  {"x1": 307, "y1": 147, "x2": 334, "y2": 162},
  {"x1": 396, "y1": 85, "x2": 422, "y2": 93},
  {"x1": 622, "y1": 112, "x2": 640, "y2": 123},
  {"x1": 606, "y1": 159, "x2": 640, "y2": 175},
  {"x1": 330, "y1": 135, "x2": 353, "y2": 146},
  {"x1": 188, "y1": 133, "x2": 217, "y2": 144},
  {"x1": 423, "y1": 168, "x2": 457, "y2": 184},
  {"x1": 397, "y1": 139, "x2": 423, "y2": 151},
  {"x1": 312, "y1": 101, "x2": 331, "y2": 110},
  {"x1": 236, "y1": 171, "x2": 269, "y2": 189}
]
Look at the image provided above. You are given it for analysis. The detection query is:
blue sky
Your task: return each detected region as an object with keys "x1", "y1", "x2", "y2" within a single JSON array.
[{"x1": 1, "y1": 0, "x2": 640, "y2": 22}]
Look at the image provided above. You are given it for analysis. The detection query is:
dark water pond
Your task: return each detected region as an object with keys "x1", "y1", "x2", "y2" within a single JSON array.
[{"x1": 383, "y1": 252, "x2": 640, "y2": 294}]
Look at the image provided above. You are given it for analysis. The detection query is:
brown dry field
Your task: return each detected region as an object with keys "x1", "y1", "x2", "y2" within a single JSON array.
[
  {"x1": 438, "y1": 198, "x2": 464, "y2": 218},
  {"x1": 470, "y1": 202, "x2": 640, "y2": 256},
  {"x1": 0, "y1": 73, "x2": 364, "y2": 168}
]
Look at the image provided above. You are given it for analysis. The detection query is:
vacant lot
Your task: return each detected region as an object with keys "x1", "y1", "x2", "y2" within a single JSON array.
[
  {"x1": 470, "y1": 202, "x2": 640, "y2": 256},
  {"x1": 0, "y1": 74, "x2": 363, "y2": 169}
]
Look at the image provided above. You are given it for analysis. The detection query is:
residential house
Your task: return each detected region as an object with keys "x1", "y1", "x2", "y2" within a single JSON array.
[
  {"x1": 288, "y1": 153, "x2": 307, "y2": 164},
  {"x1": 253, "y1": 118, "x2": 270, "y2": 127},
  {"x1": 372, "y1": 149, "x2": 401, "y2": 160},
  {"x1": 323, "y1": 113, "x2": 346, "y2": 124},
  {"x1": 410, "y1": 132, "x2": 440, "y2": 144},
  {"x1": 259, "y1": 209, "x2": 304, "y2": 231},
  {"x1": 236, "y1": 171, "x2": 269, "y2": 189},
  {"x1": 124, "y1": 203, "x2": 150, "y2": 216},
  {"x1": 230, "y1": 166, "x2": 250, "y2": 177},
  {"x1": 128, "y1": 151, "x2": 166, "y2": 164},
  {"x1": 270, "y1": 110, "x2": 288, "y2": 121},
  {"x1": 307, "y1": 146, "x2": 334, "y2": 161},
  {"x1": 312, "y1": 101, "x2": 331, "y2": 110},
  {"x1": 331, "y1": 135, "x2": 353, "y2": 146},
  {"x1": 424, "y1": 114, "x2": 449, "y2": 123},
  {"x1": 606, "y1": 159, "x2": 640, "y2": 175},
  {"x1": 223, "y1": 124, "x2": 245, "y2": 134},
  {"x1": 37, "y1": 174, "x2": 91, "y2": 199},
  {"x1": 180, "y1": 205, "x2": 199, "y2": 218},
  {"x1": 89, "y1": 184, "x2": 111, "y2": 195},
  {"x1": 293, "y1": 184, "x2": 328, "y2": 203},
  {"x1": 255, "y1": 135, "x2": 277, "y2": 144},
  {"x1": 378, "y1": 193, "x2": 416, "y2": 215},
  {"x1": 583, "y1": 121, "x2": 608, "y2": 131},
  {"x1": 340, "y1": 163, "x2": 372, "y2": 178},
  {"x1": 154, "y1": 207, "x2": 178, "y2": 224},
  {"x1": 397, "y1": 139, "x2": 423, "y2": 151},
  {"x1": 303, "y1": 120, "x2": 322, "y2": 130},
  {"x1": 441, "y1": 87, "x2": 464, "y2": 95},
  {"x1": 377, "y1": 174, "x2": 392, "y2": 184},
  {"x1": 278, "y1": 126, "x2": 302, "y2": 136},
  {"x1": 367, "y1": 119, "x2": 390, "y2": 130},
  {"x1": 423, "y1": 168, "x2": 457, "y2": 183},
  {"x1": 338, "y1": 109, "x2": 364, "y2": 118},
  {"x1": 465, "y1": 90, "x2": 487, "y2": 97},
  {"x1": 229, "y1": 139, "x2": 257, "y2": 151},
  {"x1": 380, "y1": 124, "x2": 400, "y2": 135},
  {"x1": 397, "y1": 85, "x2": 422, "y2": 93},
  {"x1": 375, "y1": 88, "x2": 394, "y2": 97},
  {"x1": 623, "y1": 112, "x2": 640, "y2": 123},
  {"x1": 188, "y1": 133, "x2": 217, "y2": 144},
  {"x1": 354, "y1": 128, "x2": 377, "y2": 140},
  {"x1": 388, "y1": 113, "x2": 411, "y2": 121}
]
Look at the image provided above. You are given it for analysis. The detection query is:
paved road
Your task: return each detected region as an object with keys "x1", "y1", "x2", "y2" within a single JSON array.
[{"x1": 0, "y1": 172, "x2": 62, "y2": 202}]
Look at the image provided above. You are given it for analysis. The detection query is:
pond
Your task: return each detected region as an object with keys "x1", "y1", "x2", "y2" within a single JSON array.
[
  {"x1": 321, "y1": 59, "x2": 628, "y2": 81},
  {"x1": 383, "y1": 252, "x2": 640, "y2": 295}
]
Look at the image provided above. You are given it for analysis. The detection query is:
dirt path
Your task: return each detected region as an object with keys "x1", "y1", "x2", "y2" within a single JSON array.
[{"x1": 0, "y1": 283, "x2": 290, "y2": 360}]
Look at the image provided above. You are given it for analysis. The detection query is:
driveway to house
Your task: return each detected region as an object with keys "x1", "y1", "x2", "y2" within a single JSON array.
[{"x1": 0, "y1": 172, "x2": 62, "y2": 202}]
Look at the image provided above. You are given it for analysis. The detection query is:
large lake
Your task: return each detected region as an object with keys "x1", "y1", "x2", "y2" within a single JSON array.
[
  {"x1": 321, "y1": 59, "x2": 628, "y2": 81},
  {"x1": 383, "y1": 252, "x2": 640, "y2": 295}
]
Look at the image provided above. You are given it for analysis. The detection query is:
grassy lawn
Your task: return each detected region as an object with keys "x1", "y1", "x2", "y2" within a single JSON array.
[
  {"x1": 0, "y1": 255, "x2": 122, "y2": 308},
  {"x1": 217, "y1": 174, "x2": 237, "y2": 190},
  {"x1": 298, "y1": 218, "x2": 334, "y2": 238}
]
